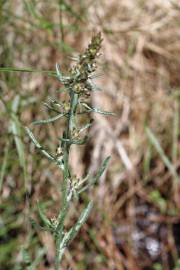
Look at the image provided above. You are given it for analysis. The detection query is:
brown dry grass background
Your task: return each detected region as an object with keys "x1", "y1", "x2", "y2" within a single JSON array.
[{"x1": 0, "y1": 0, "x2": 180, "y2": 269}]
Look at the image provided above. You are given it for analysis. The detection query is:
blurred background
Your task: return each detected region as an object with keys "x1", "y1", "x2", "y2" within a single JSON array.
[{"x1": 0, "y1": 0, "x2": 180, "y2": 269}]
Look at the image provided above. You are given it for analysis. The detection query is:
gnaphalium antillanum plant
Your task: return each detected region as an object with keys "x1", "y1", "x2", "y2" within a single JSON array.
[{"x1": 26, "y1": 33, "x2": 113, "y2": 269}]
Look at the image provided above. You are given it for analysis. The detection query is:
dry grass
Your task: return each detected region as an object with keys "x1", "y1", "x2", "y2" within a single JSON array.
[{"x1": 0, "y1": 0, "x2": 180, "y2": 269}]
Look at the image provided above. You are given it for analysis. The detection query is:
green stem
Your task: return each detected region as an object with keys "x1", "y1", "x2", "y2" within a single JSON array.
[
  {"x1": 55, "y1": 149, "x2": 69, "y2": 270},
  {"x1": 55, "y1": 91, "x2": 78, "y2": 270}
]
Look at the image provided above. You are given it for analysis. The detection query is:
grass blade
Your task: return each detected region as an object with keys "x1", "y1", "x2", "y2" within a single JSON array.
[
  {"x1": 10, "y1": 96, "x2": 27, "y2": 180},
  {"x1": 0, "y1": 141, "x2": 9, "y2": 192},
  {"x1": 0, "y1": 67, "x2": 55, "y2": 76},
  {"x1": 146, "y1": 127, "x2": 179, "y2": 182}
]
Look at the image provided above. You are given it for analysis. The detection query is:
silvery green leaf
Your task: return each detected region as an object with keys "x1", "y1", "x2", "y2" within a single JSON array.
[
  {"x1": 68, "y1": 55, "x2": 79, "y2": 61},
  {"x1": 77, "y1": 173, "x2": 90, "y2": 188},
  {"x1": 78, "y1": 121, "x2": 93, "y2": 134},
  {"x1": 25, "y1": 127, "x2": 41, "y2": 148},
  {"x1": 56, "y1": 63, "x2": 64, "y2": 82},
  {"x1": 93, "y1": 156, "x2": 111, "y2": 182},
  {"x1": 56, "y1": 63, "x2": 70, "y2": 83},
  {"x1": 81, "y1": 103, "x2": 114, "y2": 115},
  {"x1": 32, "y1": 112, "x2": 65, "y2": 125},
  {"x1": 90, "y1": 107, "x2": 115, "y2": 115},
  {"x1": 37, "y1": 203, "x2": 53, "y2": 229},
  {"x1": 59, "y1": 201, "x2": 93, "y2": 250},
  {"x1": 25, "y1": 127, "x2": 55, "y2": 161},
  {"x1": 81, "y1": 103, "x2": 92, "y2": 110},
  {"x1": 79, "y1": 156, "x2": 110, "y2": 193}
]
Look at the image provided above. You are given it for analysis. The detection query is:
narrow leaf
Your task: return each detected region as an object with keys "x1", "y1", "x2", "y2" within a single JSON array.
[
  {"x1": 56, "y1": 63, "x2": 64, "y2": 82},
  {"x1": 91, "y1": 107, "x2": 115, "y2": 115},
  {"x1": 25, "y1": 127, "x2": 55, "y2": 161},
  {"x1": 79, "y1": 156, "x2": 110, "y2": 193},
  {"x1": 32, "y1": 112, "x2": 65, "y2": 125},
  {"x1": 0, "y1": 67, "x2": 55, "y2": 76},
  {"x1": 37, "y1": 203, "x2": 52, "y2": 229},
  {"x1": 59, "y1": 201, "x2": 93, "y2": 249},
  {"x1": 25, "y1": 127, "x2": 41, "y2": 148},
  {"x1": 78, "y1": 121, "x2": 93, "y2": 134},
  {"x1": 30, "y1": 218, "x2": 51, "y2": 232},
  {"x1": 93, "y1": 156, "x2": 111, "y2": 182},
  {"x1": 81, "y1": 103, "x2": 115, "y2": 116}
]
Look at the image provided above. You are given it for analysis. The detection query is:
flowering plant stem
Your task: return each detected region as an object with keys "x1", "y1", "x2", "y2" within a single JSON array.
[
  {"x1": 55, "y1": 92, "x2": 78, "y2": 269},
  {"x1": 25, "y1": 33, "x2": 113, "y2": 269}
]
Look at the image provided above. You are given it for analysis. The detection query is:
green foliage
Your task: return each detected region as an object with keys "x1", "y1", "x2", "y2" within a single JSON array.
[
  {"x1": 174, "y1": 259, "x2": 180, "y2": 270},
  {"x1": 146, "y1": 127, "x2": 179, "y2": 183},
  {"x1": 153, "y1": 262, "x2": 163, "y2": 270},
  {"x1": 149, "y1": 190, "x2": 167, "y2": 213},
  {"x1": 26, "y1": 33, "x2": 112, "y2": 268}
]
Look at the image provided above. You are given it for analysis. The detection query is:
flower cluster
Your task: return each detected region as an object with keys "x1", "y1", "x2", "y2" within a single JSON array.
[{"x1": 69, "y1": 32, "x2": 103, "y2": 96}]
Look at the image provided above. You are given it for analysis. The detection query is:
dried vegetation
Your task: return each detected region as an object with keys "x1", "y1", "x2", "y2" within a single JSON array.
[{"x1": 0, "y1": 0, "x2": 180, "y2": 269}]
